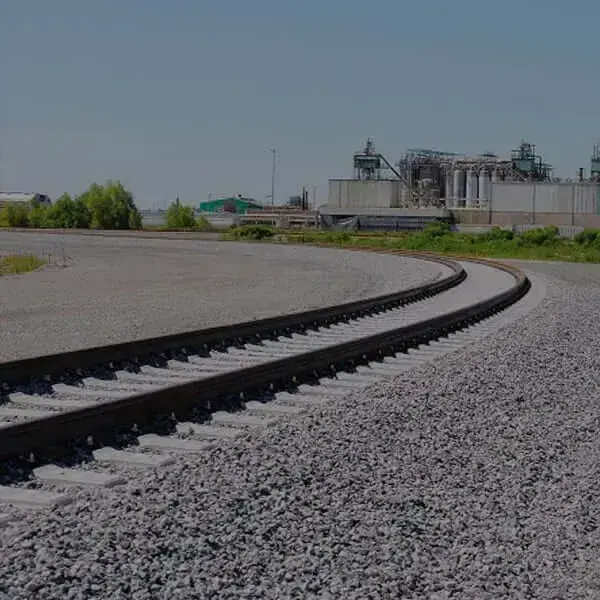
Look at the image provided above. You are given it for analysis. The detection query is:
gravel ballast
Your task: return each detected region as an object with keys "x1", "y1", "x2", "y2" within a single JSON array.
[
  {"x1": 0, "y1": 232, "x2": 441, "y2": 361},
  {"x1": 1, "y1": 261, "x2": 598, "y2": 599}
]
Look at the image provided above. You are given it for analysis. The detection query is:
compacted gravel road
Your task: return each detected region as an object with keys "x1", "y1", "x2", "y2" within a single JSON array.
[
  {"x1": 1, "y1": 257, "x2": 599, "y2": 599},
  {"x1": 0, "y1": 232, "x2": 440, "y2": 361}
]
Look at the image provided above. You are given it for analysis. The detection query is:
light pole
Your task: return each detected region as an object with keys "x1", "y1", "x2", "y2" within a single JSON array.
[
  {"x1": 0, "y1": 152, "x2": 5, "y2": 193},
  {"x1": 270, "y1": 148, "x2": 277, "y2": 206}
]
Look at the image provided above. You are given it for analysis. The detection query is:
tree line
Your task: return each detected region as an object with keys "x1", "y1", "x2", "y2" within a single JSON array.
[
  {"x1": 0, "y1": 181, "x2": 143, "y2": 230},
  {"x1": 0, "y1": 182, "x2": 212, "y2": 231}
]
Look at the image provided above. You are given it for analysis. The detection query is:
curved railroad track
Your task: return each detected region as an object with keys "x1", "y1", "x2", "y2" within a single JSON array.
[{"x1": 0, "y1": 252, "x2": 532, "y2": 517}]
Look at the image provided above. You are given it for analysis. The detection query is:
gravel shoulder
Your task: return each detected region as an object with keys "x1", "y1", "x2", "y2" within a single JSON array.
[
  {"x1": 0, "y1": 232, "x2": 441, "y2": 361},
  {"x1": 1, "y1": 262, "x2": 600, "y2": 598}
]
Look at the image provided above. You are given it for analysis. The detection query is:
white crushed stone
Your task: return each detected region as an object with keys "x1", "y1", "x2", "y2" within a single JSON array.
[
  {"x1": 0, "y1": 232, "x2": 441, "y2": 361},
  {"x1": 0, "y1": 262, "x2": 599, "y2": 598}
]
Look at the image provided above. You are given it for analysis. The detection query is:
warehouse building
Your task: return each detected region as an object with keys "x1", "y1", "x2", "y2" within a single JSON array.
[
  {"x1": 198, "y1": 196, "x2": 263, "y2": 214},
  {"x1": 457, "y1": 181, "x2": 600, "y2": 228}
]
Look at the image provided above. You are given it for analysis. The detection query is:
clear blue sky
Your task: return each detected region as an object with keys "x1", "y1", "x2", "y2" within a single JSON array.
[{"x1": 2, "y1": 0, "x2": 599, "y2": 208}]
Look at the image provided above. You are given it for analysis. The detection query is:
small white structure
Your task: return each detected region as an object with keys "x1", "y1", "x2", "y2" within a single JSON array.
[{"x1": 0, "y1": 192, "x2": 51, "y2": 208}]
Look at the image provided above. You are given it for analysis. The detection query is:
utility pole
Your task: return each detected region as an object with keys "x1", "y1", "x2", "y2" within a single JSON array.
[{"x1": 270, "y1": 148, "x2": 277, "y2": 206}]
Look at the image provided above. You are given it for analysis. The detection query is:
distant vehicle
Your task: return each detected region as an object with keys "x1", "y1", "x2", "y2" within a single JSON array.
[{"x1": 0, "y1": 192, "x2": 52, "y2": 209}]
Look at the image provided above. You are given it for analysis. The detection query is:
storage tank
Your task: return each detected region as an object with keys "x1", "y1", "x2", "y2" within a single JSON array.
[
  {"x1": 465, "y1": 169, "x2": 477, "y2": 207},
  {"x1": 479, "y1": 169, "x2": 490, "y2": 205},
  {"x1": 453, "y1": 168, "x2": 463, "y2": 205},
  {"x1": 444, "y1": 169, "x2": 454, "y2": 207}
]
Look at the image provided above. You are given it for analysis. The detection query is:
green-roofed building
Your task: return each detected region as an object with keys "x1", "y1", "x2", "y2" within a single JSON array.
[{"x1": 198, "y1": 196, "x2": 263, "y2": 214}]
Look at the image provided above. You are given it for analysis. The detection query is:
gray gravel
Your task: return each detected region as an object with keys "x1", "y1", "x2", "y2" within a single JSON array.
[
  {"x1": 1, "y1": 261, "x2": 599, "y2": 599},
  {"x1": 0, "y1": 232, "x2": 441, "y2": 361}
]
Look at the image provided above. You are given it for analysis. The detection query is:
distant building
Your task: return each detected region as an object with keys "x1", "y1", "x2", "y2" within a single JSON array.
[
  {"x1": 0, "y1": 192, "x2": 52, "y2": 209},
  {"x1": 198, "y1": 196, "x2": 263, "y2": 214}
]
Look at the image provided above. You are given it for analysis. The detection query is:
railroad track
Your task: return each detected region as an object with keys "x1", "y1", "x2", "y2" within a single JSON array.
[{"x1": 0, "y1": 252, "x2": 536, "y2": 525}]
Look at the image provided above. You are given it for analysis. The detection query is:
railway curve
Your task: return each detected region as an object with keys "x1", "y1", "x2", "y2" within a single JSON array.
[{"x1": 0, "y1": 252, "x2": 531, "y2": 522}]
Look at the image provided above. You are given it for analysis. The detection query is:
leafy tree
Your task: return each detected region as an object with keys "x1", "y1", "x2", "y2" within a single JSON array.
[
  {"x1": 196, "y1": 215, "x2": 213, "y2": 232},
  {"x1": 80, "y1": 183, "x2": 116, "y2": 229},
  {"x1": 28, "y1": 205, "x2": 50, "y2": 228},
  {"x1": 165, "y1": 201, "x2": 197, "y2": 228},
  {"x1": 72, "y1": 197, "x2": 92, "y2": 228},
  {"x1": 78, "y1": 181, "x2": 142, "y2": 229},
  {"x1": 0, "y1": 203, "x2": 30, "y2": 227},
  {"x1": 44, "y1": 194, "x2": 91, "y2": 228}
]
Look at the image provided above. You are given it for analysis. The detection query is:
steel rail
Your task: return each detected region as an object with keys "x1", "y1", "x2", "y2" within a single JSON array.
[
  {"x1": 0, "y1": 252, "x2": 464, "y2": 386},
  {"x1": 0, "y1": 258, "x2": 530, "y2": 461}
]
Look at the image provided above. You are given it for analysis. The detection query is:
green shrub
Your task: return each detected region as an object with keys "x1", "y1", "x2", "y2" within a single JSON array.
[
  {"x1": 574, "y1": 228, "x2": 600, "y2": 246},
  {"x1": 196, "y1": 215, "x2": 213, "y2": 232},
  {"x1": 229, "y1": 225, "x2": 277, "y2": 240},
  {"x1": 320, "y1": 231, "x2": 352, "y2": 244},
  {"x1": 0, "y1": 203, "x2": 30, "y2": 227},
  {"x1": 516, "y1": 225, "x2": 559, "y2": 246},
  {"x1": 165, "y1": 202, "x2": 197, "y2": 229},
  {"x1": 482, "y1": 226, "x2": 515, "y2": 241},
  {"x1": 297, "y1": 231, "x2": 321, "y2": 243},
  {"x1": 422, "y1": 221, "x2": 452, "y2": 238}
]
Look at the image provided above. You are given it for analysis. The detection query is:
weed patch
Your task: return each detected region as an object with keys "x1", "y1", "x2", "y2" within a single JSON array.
[
  {"x1": 0, "y1": 254, "x2": 46, "y2": 275},
  {"x1": 224, "y1": 225, "x2": 277, "y2": 241}
]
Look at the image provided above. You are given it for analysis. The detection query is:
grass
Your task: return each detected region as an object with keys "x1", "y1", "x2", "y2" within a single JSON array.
[
  {"x1": 5, "y1": 219, "x2": 600, "y2": 263},
  {"x1": 0, "y1": 254, "x2": 46, "y2": 275},
  {"x1": 222, "y1": 224, "x2": 600, "y2": 263}
]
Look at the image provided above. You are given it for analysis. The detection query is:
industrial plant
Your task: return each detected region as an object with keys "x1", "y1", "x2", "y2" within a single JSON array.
[
  {"x1": 336, "y1": 138, "x2": 556, "y2": 209},
  {"x1": 323, "y1": 139, "x2": 600, "y2": 230},
  {"x1": 7, "y1": 139, "x2": 600, "y2": 233}
]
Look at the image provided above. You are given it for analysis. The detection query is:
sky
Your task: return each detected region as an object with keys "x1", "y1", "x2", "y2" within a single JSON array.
[{"x1": 2, "y1": 0, "x2": 599, "y2": 209}]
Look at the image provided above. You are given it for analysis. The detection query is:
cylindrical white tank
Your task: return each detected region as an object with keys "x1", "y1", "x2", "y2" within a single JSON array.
[
  {"x1": 471, "y1": 170, "x2": 479, "y2": 207},
  {"x1": 491, "y1": 168, "x2": 501, "y2": 183},
  {"x1": 479, "y1": 169, "x2": 490, "y2": 206},
  {"x1": 465, "y1": 169, "x2": 476, "y2": 207},
  {"x1": 453, "y1": 168, "x2": 463, "y2": 204},
  {"x1": 445, "y1": 169, "x2": 454, "y2": 207}
]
